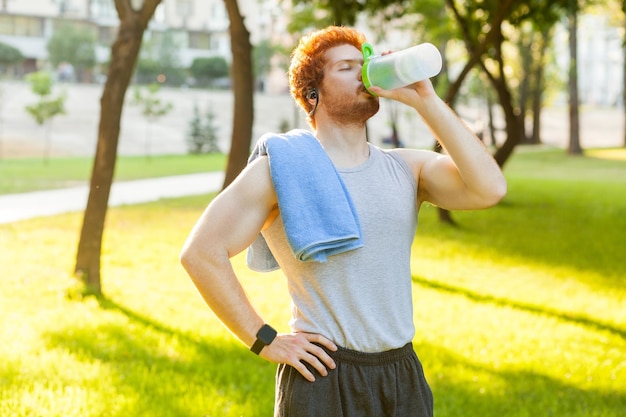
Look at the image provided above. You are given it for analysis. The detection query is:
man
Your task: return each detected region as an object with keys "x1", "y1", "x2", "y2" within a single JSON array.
[{"x1": 180, "y1": 26, "x2": 506, "y2": 416}]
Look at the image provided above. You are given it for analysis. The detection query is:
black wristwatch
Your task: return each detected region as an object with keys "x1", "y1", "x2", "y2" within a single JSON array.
[{"x1": 250, "y1": 324, "x2": 277, "y2": 355}]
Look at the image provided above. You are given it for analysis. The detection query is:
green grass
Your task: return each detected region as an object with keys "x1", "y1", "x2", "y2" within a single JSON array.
[
  {"x1": 1, "y1": 147, "x2": 625, "y2": 416},
  {"x1": 0, "y1": 153, "x2": 227, "y2": 194}
]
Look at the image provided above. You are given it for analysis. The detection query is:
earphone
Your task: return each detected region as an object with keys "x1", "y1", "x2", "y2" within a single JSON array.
[{"x1": 306, "y1": 88, "x2": 319, "y2": 115}]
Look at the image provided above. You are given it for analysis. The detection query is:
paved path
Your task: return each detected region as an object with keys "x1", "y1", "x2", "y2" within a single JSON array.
[{"x1": 0, "y1": 172, "x2": 224, "y2": 224}]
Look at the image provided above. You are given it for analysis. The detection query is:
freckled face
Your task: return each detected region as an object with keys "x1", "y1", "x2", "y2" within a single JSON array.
[{"x1": 318, "y1": 44, "x2": 379, "y2": 125}]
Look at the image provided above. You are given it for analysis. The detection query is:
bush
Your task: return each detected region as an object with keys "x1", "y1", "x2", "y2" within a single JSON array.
[
  {"x1": 189, "y1": 56, "x2": 229, "y2": 88},
  {"x1": 0, "y1": 42, "x2": 23, "y2": 65},
  {"x1": 134, "y1": 59, "x2": 187, "y2": 86}
]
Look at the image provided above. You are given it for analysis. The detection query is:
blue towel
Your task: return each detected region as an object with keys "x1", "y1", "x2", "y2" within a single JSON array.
[{"x1": 246, "y1": 129, "x2": 363, "y2": 272}]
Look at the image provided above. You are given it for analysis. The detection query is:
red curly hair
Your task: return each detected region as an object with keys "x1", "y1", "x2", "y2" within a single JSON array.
[{"x1": 288, "y1": 26, "x2": 366, "y2": 128}]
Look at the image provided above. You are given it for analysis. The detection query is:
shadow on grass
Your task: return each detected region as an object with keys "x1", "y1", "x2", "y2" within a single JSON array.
[
  {"x1": 412, "y1": 274, "x2": 626, "y2": 341},
  {"x1": 417, "y1": 341, "x2": 626, "y2": 417},
  {"x1": 417, "y1": 185, "x2": 626, "y2": 293},
  {"x1": 17, "y1": 292, "x2": 625, "y2": 417},
  {"x1": 40, "y1": 295, "x2": 276, "y2": 417}
]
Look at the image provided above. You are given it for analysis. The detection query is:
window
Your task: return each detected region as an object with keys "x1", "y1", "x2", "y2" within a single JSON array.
[
  {"x1": 0, "y1": 16, "x2": 44, "y2": 37},
  {"x1": 0, "y1": 15, "x2": 12, "y2": 35},
  {"x1": 91, "y1": 0, "x2": 117, "y2": 19},
  {"x1": 98, "y1": 26, "x2": 117, "y2": 45},
  {"x1": 189, "y1": 32, "x2": 210, "y2": 50}
]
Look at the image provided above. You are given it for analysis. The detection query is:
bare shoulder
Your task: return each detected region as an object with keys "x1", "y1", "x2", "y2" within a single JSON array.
[
  {"x1": 183, "y1": 156, "x2": 278, "y2": 258},
  {"x1": 223, "y1": 155, "x2": 277, "y2": 208}
]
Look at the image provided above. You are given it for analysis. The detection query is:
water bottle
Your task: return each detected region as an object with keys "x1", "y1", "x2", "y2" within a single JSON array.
[{"x1": 361, "y1": 42, "x2": 443, "y2": 95}]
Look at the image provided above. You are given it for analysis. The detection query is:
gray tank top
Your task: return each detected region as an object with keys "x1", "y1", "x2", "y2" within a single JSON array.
[{"x1": 263, "y1": 144, "x2": 418, "y2": 352}]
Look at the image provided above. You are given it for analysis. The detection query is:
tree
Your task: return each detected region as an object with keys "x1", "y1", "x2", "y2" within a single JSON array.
[
  {"x1": 47, "y1": 23, "x2": 97, "y2": 82},
  {"x1": 597, "y1": 0, "x2": 626, "y2": 147},
  {"x1": 131, "y1": 82, "x2": 173, "y2": 159},
  {"x1": 222, "y1": 0, "x2": 254, "y2": 188},
  {"x1": 253, "y1": 39, "x2": 274, "y2": 78},
  {"x1": 528, "y1": 26, "x2": 557, "y2": 144},
  {"x1": 622, "y1": 0, "x2": 626, "y2": 147},
  {"x1": 289, "y1": 0, "x2": 414, "y2": 27},
  {"x1": 287, "y1": 0, "x2": 575, "y2": 223},
  {"x1": 623, "y1": 0, "x2": 626, "y2": 147},
  {"x1": 24, "y1": 71, "x2": 66, "y2": 163},
  {"x1": 568, "y1": 0, "x2": 583, "y2": 155},
  {"x1": 186, "y1": 102, "x2": 220, "y2": 154},
  {"x1": 0, "y1": 42, "x2": 24, "y2": 158},
  {"x1": 448, "y1": 0, "x2": 583, "y2": 162},
  {"x1": 75, "y1": 0, "x2": 162, "y2": 294}
]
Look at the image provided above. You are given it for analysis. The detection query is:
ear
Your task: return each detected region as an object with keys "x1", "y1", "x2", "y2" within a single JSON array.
[
  {"x1": 306, "y1": 88, "x2": 319, "y2": 116},
  {"x1": 306, "y1": 88, "x2": 318, "y2": 103}
]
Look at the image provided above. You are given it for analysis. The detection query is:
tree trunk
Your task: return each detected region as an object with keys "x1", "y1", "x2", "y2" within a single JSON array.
[
  {"x1": 492, "y1": 91, "x2": 522, "y2": 167},
  {"x1": 568, "y1": 2, "x2": 582, "y2": 155},
  {"x1": 530, "y1": 68, "x2": 543, "y2": 145},
  {"x1": 530, "y1": 29, "x2": 550, "y2": 145},
  {"x1": 623, "y1": 2, "x2": 626, "y2": 147},
  {"x1": 487, "y1": 93, "x2": 496, "y2": 146},
  {"x1": 74, "y1": 0, "x2": 161, "y2": 294},
  {"x1": 518, "y1": 33, "x2": 532, "y2": 144},
  {"x1": 440, "y1": 0, "x2": 516, "y2": 225},
  {"x1": 222, "y1": 0, "x2": 254, "y2": 189},
  {"x1": 444, "y1": 0, "x2": 515, "y2": 106},
  {"x1": 483, "y1": 30, "x2": 523, "y2": 167},
  {"x1": 388, "y1": 102, "x2": 401, "y2": 148}
]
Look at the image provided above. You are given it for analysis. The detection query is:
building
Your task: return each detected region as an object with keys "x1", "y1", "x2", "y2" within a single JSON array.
[
  {"x1": 0, "y1": 0, "x2": 291, "y2": 90},
  {"x1": 2, "y1": 2, "x2": 622, "y2": 104}
]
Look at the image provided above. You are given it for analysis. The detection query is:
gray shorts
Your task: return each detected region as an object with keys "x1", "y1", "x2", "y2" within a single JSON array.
[{"x1": 274, "y1": 342, "x2": 434, "y2": 417}]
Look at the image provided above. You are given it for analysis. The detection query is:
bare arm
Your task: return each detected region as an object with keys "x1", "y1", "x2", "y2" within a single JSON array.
[
  {"x1": 370, "y1": 81, "x2": 507, "y2": 210},
  {"x1": 179, "y1": 157, "x2": 336, "y2": 381}
]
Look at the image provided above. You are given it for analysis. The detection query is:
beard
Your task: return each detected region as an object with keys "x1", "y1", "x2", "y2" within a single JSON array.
[{"x1": 321, "y1": 88, "x2": 380, "y2": 126}]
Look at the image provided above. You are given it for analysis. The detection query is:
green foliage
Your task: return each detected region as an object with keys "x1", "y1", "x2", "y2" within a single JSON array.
[
  {"x1": 0, "y1": 41, "x2": 23, "y2": 65},
  {"x1": 286, "y1": 5, "x2": 326, "y2": 33},
  {"x1": 134, "y1": 58, "x2": 162, "y2": 84},
  {"x1": 135, "y1": 30, "x2": 187, "y2": 86},
  {"x1": 135, "y1": 58, "x2": 187, "y2": 86},
  {"x1": 131, "y1": 83, "x2": 174, "y2": 159},
  {"x1": 288, "y1": 0, "x2": 415, "y2": 27},
  {"x1": 27, "y1": 71, "x2": 54, "y2": 96},
  {"x1": 24, "y1": 71, "x2": 66, "y2": 163},
  {"x1": 186, "y1": 102, "x2": 220, "y2": 154},
  {"x1": 25, "y1": 96, "x2": 66, "y2": 125},
  {"x1": 189, "y1": 56, "x2": 229, "y2": 87},
  {"x1": 46, "y1": 23, "x2": 97, "y2": 70},
  {"x1": 24, "y1": 72, "x2": 66, "y2": 125},
  {"x1": 253, "y1": 39, "x2": 275, "y2": 78},
  {"x1": 0, "y1": 148, "x2": 625, "y2": 416},
  {"x1": 132, "y1": 83, "x2": 173, "y2": 119}
]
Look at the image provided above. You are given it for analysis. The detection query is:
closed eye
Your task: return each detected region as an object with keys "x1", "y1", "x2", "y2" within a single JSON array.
[{"x1": 334, "y1": 59, "x2": 363, "y2": 71}]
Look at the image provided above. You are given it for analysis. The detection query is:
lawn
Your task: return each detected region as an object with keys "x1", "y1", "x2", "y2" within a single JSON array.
[
  {"x1": 1, "y1": 147, "x2": 624, "y2": 416},
  {"x1": 0, "y1": 153, "x2": 227, "y2": 194}
]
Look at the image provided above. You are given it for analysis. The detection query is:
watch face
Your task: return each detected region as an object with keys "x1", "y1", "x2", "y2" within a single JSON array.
[{"x1": 258, "y1": 325, "x2": 277, "y2": 344}]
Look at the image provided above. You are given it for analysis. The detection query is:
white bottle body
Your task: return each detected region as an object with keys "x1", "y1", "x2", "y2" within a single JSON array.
[{"x1": 362, "y1": 43, "x2": 442, "y2": 92}]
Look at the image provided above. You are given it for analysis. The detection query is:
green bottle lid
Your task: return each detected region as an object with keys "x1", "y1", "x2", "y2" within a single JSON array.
[{"x1": 361, "y1": 42, "x2": 377, "y2": 96}]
